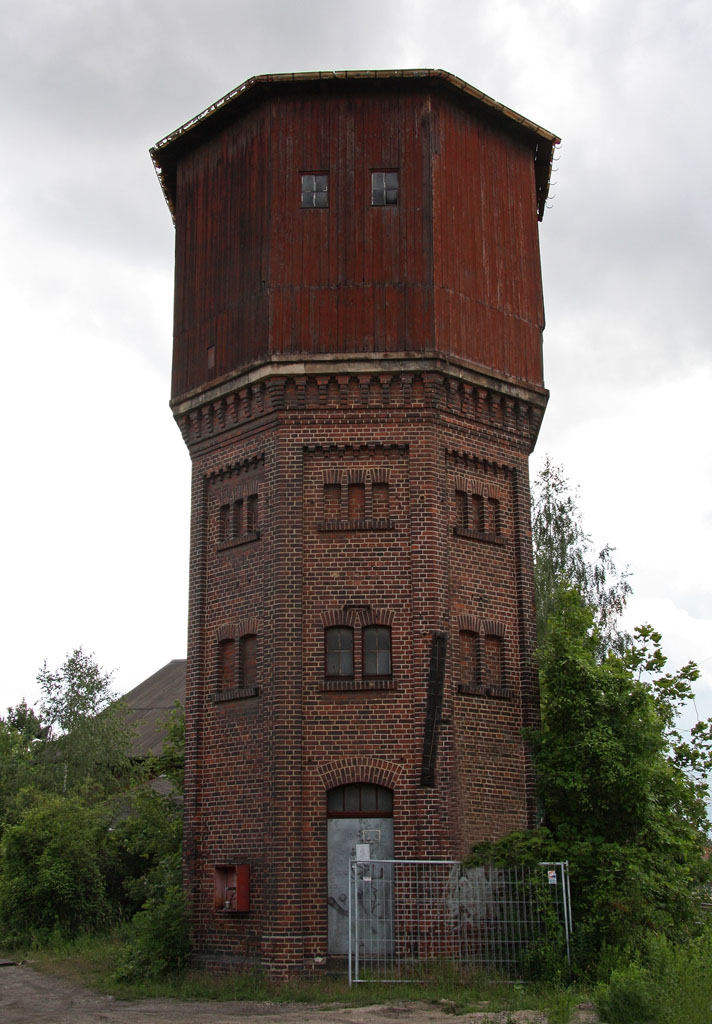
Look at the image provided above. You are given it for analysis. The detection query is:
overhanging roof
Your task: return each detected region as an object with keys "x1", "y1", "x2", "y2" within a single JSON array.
[{"x1": 151, "y1": 69, "x2": 560, "y2": 221}]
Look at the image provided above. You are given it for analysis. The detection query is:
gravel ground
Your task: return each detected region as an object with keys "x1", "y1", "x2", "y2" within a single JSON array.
[{"x1": 0, "y1": 962, "x2": 599, "y2": 1024}]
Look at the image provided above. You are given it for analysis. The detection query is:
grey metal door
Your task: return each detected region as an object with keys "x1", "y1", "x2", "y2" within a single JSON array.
[{"x1": 327, "y1": 816, "x2": 394, "y2": 954}]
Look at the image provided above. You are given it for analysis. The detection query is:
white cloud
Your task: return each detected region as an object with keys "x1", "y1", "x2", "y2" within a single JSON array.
[{"x1": 1, "y1": 0, "x2": 711, "y2": 739}]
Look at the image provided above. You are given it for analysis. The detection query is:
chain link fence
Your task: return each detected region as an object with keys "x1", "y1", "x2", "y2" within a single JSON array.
[{"x1": 348, "y1": 859, "x2": 571, "y2": 984}]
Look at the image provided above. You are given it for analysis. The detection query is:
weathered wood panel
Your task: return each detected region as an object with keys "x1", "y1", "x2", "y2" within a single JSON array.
[
  {"x1": 171, "y1": 80, "x2": 545, "y2": 398},
  {"x1": 432, "y1": 96, "x2": 545, "y2": 384}
]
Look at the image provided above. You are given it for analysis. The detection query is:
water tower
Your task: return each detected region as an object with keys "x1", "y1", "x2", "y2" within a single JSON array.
[{"x1": 152, "y1": 69, "x2": 558, "y2": 972}]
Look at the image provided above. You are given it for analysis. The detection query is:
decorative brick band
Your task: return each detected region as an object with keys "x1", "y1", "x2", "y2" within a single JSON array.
[
  {"x1": 446, "y1": 449, "x2": 512, "y2": 480},
  {"x1": 213, "y1": 686, "x2": 259, "y2": 703},
  {"x1": 458, "y1": 684, "x2": 513, "y2": 700},
  {"x1": 321, "y1": 678, "x2": 398, "y2": 692},
  {"x1": 217, "y1": 529, "x2": 260, "y2": 551},
  {"x1": 319, "y1": 518, "x2": 394, "y2": 533},
  {"x1": 316, "y1": 757, "x2": 405, "y2": 792},
  {"x1": 173, "y1": 358, "x2": 547, "y2": 454},
  {"x1": 306, "y1": 442, "x2": 408, "y2": 456},
  {"x1": 207, "y1": 452, "x2": 265, "y2": 484}
]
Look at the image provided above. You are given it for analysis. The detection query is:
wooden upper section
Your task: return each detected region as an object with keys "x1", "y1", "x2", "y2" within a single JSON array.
[{"x1": 152, "y1": 71, "x2": 559, "y2": 400}]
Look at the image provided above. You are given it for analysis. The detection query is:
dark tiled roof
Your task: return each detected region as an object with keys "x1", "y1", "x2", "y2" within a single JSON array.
[{"x1": 122, "y1": 659, "x2": 186, "y2": 758}]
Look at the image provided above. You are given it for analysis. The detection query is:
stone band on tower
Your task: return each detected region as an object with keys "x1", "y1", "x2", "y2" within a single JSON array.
[{"x1": 152, "y1": 69, "x2": 558, "y2": 973}]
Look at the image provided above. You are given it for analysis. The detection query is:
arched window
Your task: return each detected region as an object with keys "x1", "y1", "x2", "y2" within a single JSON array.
[
  {"x1": 327, "y1": 783, "x2": 393, "y2": 816},
  {"x1": 325, "y1": 627, "x2": 354, "y2": 678},
  {"x1": 363, "y1": 626, "x2": 391, "y2": 677}
]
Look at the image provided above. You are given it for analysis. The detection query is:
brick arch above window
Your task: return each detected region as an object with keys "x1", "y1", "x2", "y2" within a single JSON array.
[
  {"x1": 216, "y1": 616, "x2": 261, "y2": 641},
  {"x1": 456, "y1": 616, "x2": 511, "y2": 700},
  {"x1": 456, "y1": 615, "x2": 505, "y2": 637},
  {"x1": 316, "y1": 757, "x2": 404, "y2": 793},
  {"x1": 452, "y1": 474, "x2": 503, "y2": 501},
  {"x1": 320, "y1": 607, "x2": 395, "y2": 629},
  {"x1": 214, "y1": 618, "x2": 261, "y2": 703},
  {"x1": 359, "y1": 607, "x2": 395, "y2": 628},
  {"x1": 320, "y1": 608, "x2": 360, "y2": 629}
]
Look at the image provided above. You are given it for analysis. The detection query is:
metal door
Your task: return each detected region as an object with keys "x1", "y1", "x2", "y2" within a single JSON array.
[{"x1": 327, "y1": 816, "x2": 394, "y2": 954}]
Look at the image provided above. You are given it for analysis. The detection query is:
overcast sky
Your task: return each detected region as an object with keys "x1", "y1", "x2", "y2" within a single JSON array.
[{"x1": 2, "y1": 0, "x2": 710, "y2": 732}]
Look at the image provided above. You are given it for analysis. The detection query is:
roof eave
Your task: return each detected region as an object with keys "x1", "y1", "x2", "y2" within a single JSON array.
[{"x1": 150, "y1": 69, "x2": 560, "y2": 222}]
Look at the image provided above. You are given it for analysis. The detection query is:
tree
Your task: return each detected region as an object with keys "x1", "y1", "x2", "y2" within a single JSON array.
[
  {"x1": 471, "y1": 588, "x2": 711, "y2": 971},
  {"x1": 532, "y1": 457, "x2": 632, "y2": 653},
  {"x1": 470, "y1": 462, "x2": 712, "y2": 976},
  {"x1": 36, "y1": 648, "x2": 132, "y2": 794}
]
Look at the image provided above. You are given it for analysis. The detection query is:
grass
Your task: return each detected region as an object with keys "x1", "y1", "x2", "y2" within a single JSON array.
[{"x1": 2, "y1": 931, "x2": 592, "y2": 1023}]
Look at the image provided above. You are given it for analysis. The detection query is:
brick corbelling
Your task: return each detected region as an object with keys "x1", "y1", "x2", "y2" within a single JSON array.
[{"x1": 173, "y1": 358, "x2": 547, "y2": 453}]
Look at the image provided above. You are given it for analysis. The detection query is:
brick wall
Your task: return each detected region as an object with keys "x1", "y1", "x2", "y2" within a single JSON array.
[{"x1": 176, "y1": 356, "x2": 545, "y2": 972}]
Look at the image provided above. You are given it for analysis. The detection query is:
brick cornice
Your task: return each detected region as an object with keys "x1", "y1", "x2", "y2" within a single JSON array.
[{"x1": 172, "y1": 354, "x2": 547, "y2": 453}]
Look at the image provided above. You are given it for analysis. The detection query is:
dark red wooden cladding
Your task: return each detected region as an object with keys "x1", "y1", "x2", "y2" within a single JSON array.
[{"x1": 171, "y1": 80, "x2": 546, "y2": 398}]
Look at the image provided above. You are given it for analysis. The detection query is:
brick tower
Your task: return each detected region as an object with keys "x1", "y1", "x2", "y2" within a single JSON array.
[{"x1": 151, "y1": 69, "x2": 558, "y2": 973}]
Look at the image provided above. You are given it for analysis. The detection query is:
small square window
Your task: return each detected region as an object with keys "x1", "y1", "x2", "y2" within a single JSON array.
[
  {"x1": 301, "y1": 173, "x2": 329, "y2": 208},
  {"x1": 372, "y1": 171, "x2": 398, "y2": 206}
]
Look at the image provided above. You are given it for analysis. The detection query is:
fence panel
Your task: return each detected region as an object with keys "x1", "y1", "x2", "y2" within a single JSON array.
[{"x1": 348, "y1": 859, "x2": 571, "y2": 984}]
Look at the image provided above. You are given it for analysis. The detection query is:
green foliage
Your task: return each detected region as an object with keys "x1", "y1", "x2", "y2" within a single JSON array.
[
  {"x1": 108, "y1": 772, "x2": 184, "y2": 915},
  {"x1": 0, "y1": 789, "x2": 112, "y2": 944},
  {"x1": 532, "y1": 458, "x2": 631, "y2": 653},
  {"x1": 595, "y1": 927, "x2": 712, "y2": 1024},
  {"x1": 111, "y1": 702, "x2": 188, "y2": 979},
  {"x1": 114, "y1": 851, "x2": 190, "y2": 980},
  {"x1": 37, "y1": 648, "x2": 132, "y2": 795},
  {"x1": 473, "y1": 585, "x2": 711, "y2": 977},
  {"x1": 0, "y1": 650, "x2": 186, "y2": 960},
  {"x1": 0, "y1": 718, "x2": 36, "y2": 834},
  {"x1": 549, "y1": 592, "x2": 709, "y2": 957},
  {"x1": 153, "y1": 700, "x2": 185, "y2": 793}
]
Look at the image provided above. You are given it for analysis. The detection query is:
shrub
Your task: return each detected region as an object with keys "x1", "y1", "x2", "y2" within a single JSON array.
[
  {"x1": 0, "y1": 788, "x2": 112, "y2": 944},
  {"x1": 114, "y1": 852, "x2": 190, "y2": 980}
]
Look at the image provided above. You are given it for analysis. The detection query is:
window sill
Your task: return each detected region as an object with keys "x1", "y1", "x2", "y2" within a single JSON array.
[
  {"x1": 319, "y1": 518, "x2": 394, "y2": 532},
  {"x1": 213, "y1": 687, "x2": 259, "y2": 703},
  {"x1": 218, "y1": 530, "x2": 260, "y2": 551},
  {"x1": 453, "y1": 527, "x2": 504, "y2": 545},
  {"x1": 322, "y1": 677, "x2": 397, "y2": 692},
  {"x1": 458, "y1": 683, "x2": 513, "y2": 700}
]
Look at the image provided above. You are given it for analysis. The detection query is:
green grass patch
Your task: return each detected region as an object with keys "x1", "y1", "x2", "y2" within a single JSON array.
[{"x1": 2, "y1": 931, "x2": 591, "y2": 1022}]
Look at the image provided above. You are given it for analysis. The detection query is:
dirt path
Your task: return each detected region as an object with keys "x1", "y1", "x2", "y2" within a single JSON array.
[{"x1": 0, "y1": 963, "x2": 599, "y2": 1024}]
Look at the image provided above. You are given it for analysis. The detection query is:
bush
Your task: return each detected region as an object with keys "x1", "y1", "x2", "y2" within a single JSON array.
[
  {"x1": 596, "y1": 961, "x2": 658, "y2": 1024},
  {"x1": 595, "y1": 928, "x2": 712, "y2": 1024},
  {"x1": 0, "y1": 788, "x2": 112, "y2": 944},
  {"x1": 114, "y1": 852, "x2": 190, "y2": 980}
]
